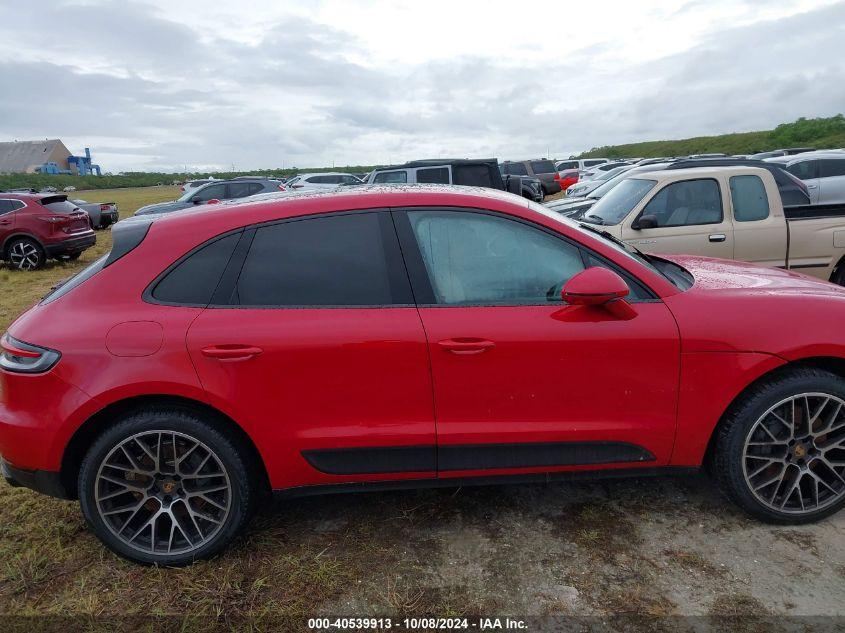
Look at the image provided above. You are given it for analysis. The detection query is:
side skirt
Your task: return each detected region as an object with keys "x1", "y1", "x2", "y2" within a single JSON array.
[{"x1": 272, "y1": 466, "x2": 701, "y2": 501}]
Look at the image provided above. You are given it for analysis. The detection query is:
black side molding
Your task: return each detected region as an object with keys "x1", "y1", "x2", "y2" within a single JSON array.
[
  {"x1": 302, "y1": 441, "x2": 654, "y2": 476},
  {"x1": 302, "y1": 445, "x2": 436, "y2": 475},
  {"x1": 438, "y1": 441, "x2": 654, "y2": 471}
]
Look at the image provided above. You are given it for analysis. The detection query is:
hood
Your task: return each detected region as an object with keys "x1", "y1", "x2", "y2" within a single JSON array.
[
  {"x1": 662, "y1": 254, "x2": 845, "y2": 299},
  {"x1": 134, "y1": 201, "x2": 192, "y2": 216}
]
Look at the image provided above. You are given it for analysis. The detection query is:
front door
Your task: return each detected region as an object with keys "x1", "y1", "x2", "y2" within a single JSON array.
[
  {"x1": 621, "y1": 177, "x2": 734, "y2": 260},
  {"x1": 186, "y1": 211, "x2": 435, "y2": 490},
  {"x1": 395, "y1": 208, "x2": 681, "y2": 480}
]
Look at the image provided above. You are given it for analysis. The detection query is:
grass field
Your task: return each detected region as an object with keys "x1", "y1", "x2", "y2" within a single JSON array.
[{"x1": 1, "y1": 187, "x2": 844, "y2": 625}]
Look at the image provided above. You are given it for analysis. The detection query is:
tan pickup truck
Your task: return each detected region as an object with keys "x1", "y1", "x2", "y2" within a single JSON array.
[{"x1": 580, "y1": 166, "x2": 845, "y2": 284}]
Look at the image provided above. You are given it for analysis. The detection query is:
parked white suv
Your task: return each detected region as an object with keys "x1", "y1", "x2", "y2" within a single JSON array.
[
  {"x1": 766, "y1": 152, "x2": 845, "y2": 204},
  {"x1": 555, "y1": 158, "x2": 609, "y2": 172},
  {"x1": 286, "y1": 172, "x2": 363, "y2": 191}
]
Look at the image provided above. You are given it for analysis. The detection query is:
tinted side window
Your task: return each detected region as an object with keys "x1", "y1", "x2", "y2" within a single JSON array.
[
  {"x1": 248, "y1": 182, "x2": 264, "y2": 194},
  {"x1": 584, "y1": 160, "x2": 606, "y2": 167},
  {"x1": 530, "y1": 160, "x2": 556, "y2": 174},
  {"x1": 640, "y1": 179, "x2": 723, "y2": 227},
  {"x1": 820, "y1": 159, "x2": 845, "y2": 178},
  {"x1": 0, "y1": 200, "x2": 12, "y2": 215},
  {"x1": 193, "y1": 184, "x2": 227, "y2": 202},
  {"x1": 237, "y1": 213, "x2": 400, "y2": 306},
  {"x1": 730, "y1": 175, "x2": 770, "y2": 222},
  {"x1": 556, "y1": 161, "x2": 578, "y2": 171},
  {"x1": 228, "y1": 182, "x2": 254, "y2": 198},
  {"x1": 452, "y1": 164, "x2": 494, "y2": 187},
  {"x1": 373, "y1": 170, "x2": 408, "y2": 184},
  {"x1": 408, "y1": 211, "x2": 584, "y2": 305},
  {"x1": 787, "y1": 160, "x2": 819, "y2": 181},
  {"x1": 152, "y1": 233, "x2": 240, "y2": 304},
  {"x1": 416, "y1": 167, "x2": 450, "y2": 184},
  {"x1": 502, "y1": 163, "x2": 528, "y2": 176}
]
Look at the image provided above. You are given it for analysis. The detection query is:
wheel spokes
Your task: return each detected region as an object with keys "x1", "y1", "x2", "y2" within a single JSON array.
[
  {"x1": 743, "y1": 393, "x2": 845, "y2": 514},
  {"x1": 95, "y1": 430, "x2": 231, "y2": 555}
]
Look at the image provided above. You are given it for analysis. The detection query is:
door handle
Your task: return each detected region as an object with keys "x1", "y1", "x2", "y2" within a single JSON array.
[
  {"x1": 201, "y1": 345, "x2": 263, "y2": 361},
  {"x1": 807, "y1": 184, "x2": 818, "y2": 190},
  {"x1": 438, "y1": 338, "x2": 496, "y2": 355},
  {"x1": 0, "y1": 219, "x2": 10, "y2": 225},
  {"x1": 709, "y1": 233, "x2": 726, "y2": 243}
]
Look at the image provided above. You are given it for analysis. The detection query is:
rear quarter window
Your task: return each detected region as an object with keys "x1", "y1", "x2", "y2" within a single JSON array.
[
  {"x1": 530, "y1": 160, "x2": 557, "y2": 174},
  {"x1": 150, "y1": 232, "x2": 241, "y2": 305}
]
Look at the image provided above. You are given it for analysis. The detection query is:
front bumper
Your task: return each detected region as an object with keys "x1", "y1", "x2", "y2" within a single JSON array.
[
  {"x1": 44, "y1": 233, "x2": 96, "y2": 257},
  {"x1": 1, "y1": 457, "x2": 70, "y2": 499}
]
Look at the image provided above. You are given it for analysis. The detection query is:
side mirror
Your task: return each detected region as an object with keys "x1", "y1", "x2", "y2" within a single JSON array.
[
  {"x1": 562, "y1": 267, "x2": 636, "y2": 319},
  {"x1": 633, "y1": 214, "x2": 658, "y2": 230}
]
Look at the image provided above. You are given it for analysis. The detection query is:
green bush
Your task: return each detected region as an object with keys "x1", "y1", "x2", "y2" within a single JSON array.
[{"x1": 578, "y1": 115, "x2": 845, "y2": 159}]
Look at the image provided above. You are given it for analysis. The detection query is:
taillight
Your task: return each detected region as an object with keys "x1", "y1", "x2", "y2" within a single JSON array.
[
  {"x1": 0, "y1": 334, "x2": 61, "y2": 374},
  {"x1": 100, "y1": 204, "x2": 110, "y2": 211}
]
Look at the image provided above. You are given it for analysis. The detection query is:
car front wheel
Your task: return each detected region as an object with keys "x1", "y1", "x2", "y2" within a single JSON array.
[
  {"x1": 79, "y1": 409, "x2": 255, "y2": 565},
  {"x1": 714, "y1": 367, "x2": 845, "y2": 523}
]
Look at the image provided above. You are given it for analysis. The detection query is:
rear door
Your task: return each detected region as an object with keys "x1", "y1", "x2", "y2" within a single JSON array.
[
  {"x1": 621, "y1": 177, "x2": 734, "y2": 259},
  {"x1": 185, "y1": 210, "x2": 435, "y2": 490},
  {"x1": 728, "y1": 174, "x2": 788, "y2": 268},
  {"x1": 819, "y1": 158, "x2": 845, "y2": 205}
]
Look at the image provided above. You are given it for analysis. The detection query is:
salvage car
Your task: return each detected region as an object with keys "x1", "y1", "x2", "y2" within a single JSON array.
[
  {"x1": 4, "y1": 185, "x2": 845, "y2": 566},
  {"x1": 580, "y1": 166, "x2": 845, "y2": 284},
  {"x1": 0, "y1": 193, "x2": 95, "y2": 270}
]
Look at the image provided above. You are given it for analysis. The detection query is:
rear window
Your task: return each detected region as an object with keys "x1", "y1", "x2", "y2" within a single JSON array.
[
  {"x1": 556, "y1": 161, "x2": 578, "y2": 171},
  {"x1": 530, "y1": 160, "x2": 556, "y2": 174},
  {"x1": 151, "y1": 233, "x2": 241, "y2": 305},
  {"x1": 453, "y1": 164, "x2": 494, "y2": 187},
  {"x1": 373, "y1": 170, "x2": 408, "y2": 184},
  {"x1": 502, "y1": 163, "x2": 528, "y2": 176},
  {"x1": 584, "y1": 160, "x2": 606, "y2": 167},
  {"x1": 416, "y1": 167, "x2": 450, "y2": 184},
  {"x1": 40, "y1": 199, "x2": 79, "y2": 214}
]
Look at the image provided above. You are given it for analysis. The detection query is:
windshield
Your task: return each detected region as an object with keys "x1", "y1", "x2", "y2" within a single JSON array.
[
  {"x1": 581, "y1": 178, "x2": 656, "y2": 226},
  {"x1": 526, "y1": 199, "x2": 677, "y2": 287}
]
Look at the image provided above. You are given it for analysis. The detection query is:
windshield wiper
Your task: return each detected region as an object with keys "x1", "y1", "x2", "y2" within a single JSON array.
[{"x1": 577, "y1": 221, "x2": 646, "y2": 256}]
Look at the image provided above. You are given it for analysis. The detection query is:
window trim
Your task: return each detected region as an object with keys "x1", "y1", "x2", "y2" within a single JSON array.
[
  {"x1": 632, "y1": 178, "x2": 725, "y2": 229},
  {"x1": 372, "y1": 170, "x2": 409, "y2": 184},
  {"x1": 392, "y1": 207, "x2": 659, "y2": 308}
]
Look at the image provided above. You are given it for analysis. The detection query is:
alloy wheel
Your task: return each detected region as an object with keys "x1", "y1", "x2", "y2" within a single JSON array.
[
  {"x1": 8, "y1": 241, "x2": 42, "y2": 271},
  {"x1": 742, "y1": 393, "x2": 845, "y2": 514},
  {"x1": 94, "y1": 430, "x2": 232, "y2": 556}
]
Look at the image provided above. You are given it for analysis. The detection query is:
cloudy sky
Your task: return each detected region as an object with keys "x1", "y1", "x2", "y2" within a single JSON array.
[{"x1": 0, "y1": 0, "x2": 844, "y2": 173}]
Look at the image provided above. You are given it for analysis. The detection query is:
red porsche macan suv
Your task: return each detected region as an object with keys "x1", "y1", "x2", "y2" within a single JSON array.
[{"x1": 2, "y1": 186, "x2": 845, "y2": 565}]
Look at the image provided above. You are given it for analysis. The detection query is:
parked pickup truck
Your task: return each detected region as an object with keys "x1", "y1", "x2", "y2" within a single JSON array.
[{"x1": 578, "y1": 166, "x2": 845, "y2": 284}]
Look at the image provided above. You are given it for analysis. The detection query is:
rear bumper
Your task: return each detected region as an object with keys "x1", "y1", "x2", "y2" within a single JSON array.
[
  {"x1": 1, "y1": 457, "x2": 70, "y2": 499},
  {"x1": 44, "y1": 233, "x2": 96, "y2": 257}
]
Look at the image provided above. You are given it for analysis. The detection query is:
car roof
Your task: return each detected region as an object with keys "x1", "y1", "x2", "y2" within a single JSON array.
[
  {"x1": 373, "y1": 159, "x2": 497, "y2": 170},
  {"x1": 297, "y1": 171, "x2": 357, "y2": 177},
  {"x1": 630, "y1": 166, "x2": 771, "y2": 180}
]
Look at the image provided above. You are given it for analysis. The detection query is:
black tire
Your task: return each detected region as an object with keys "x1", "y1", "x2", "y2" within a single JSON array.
[
  {"x1": 831, "y1": 264, "x2": 845, "y2": 287},
  {"x1": 712, "y1": 367, "x2": 845, "y2": 524},
  {"x1": 5, "y1": 237, "x2": 45, "y2": 271},
  {"x1": 79, "y1": 408, "x2": 256, "y2": 565}
]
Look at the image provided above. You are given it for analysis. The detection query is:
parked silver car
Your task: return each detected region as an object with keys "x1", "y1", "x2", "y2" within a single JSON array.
[
  {"x1": 565, "y1": 165, "x2": 633, "y2": 197},
  {"x1": 286, "y1": 172, "x2": 363, "y2": 191},
  {"x1": 766, "y1": 152, "x2": 845, "y2": 204}
]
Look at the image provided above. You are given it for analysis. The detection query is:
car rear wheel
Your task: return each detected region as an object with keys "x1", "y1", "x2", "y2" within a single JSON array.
[
  {"x1": 6, "y1": 237, "x2": 45, "y2": 271},
  {"x1": 79, "y1": 409, "x2": 256, "y2": 565},
  {"x1": 713, "y1": 367, "x2": 845, "y2": 523}
]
